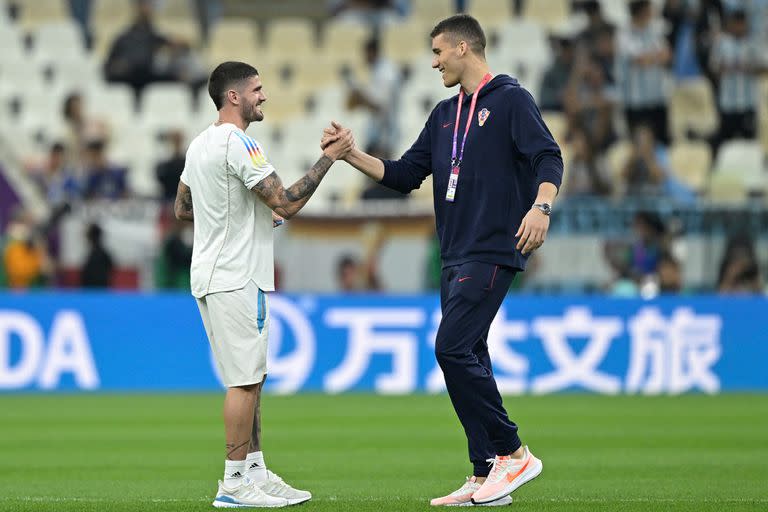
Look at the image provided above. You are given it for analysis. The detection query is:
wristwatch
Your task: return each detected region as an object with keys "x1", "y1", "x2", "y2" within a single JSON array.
[{"x1": 532, "y1": 203, "x2": 552, "y2": 216}]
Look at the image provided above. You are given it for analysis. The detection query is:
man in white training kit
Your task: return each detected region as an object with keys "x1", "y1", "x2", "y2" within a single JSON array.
[{"x1": 175, "y1": 61, "x2": 353, "y2": 508}]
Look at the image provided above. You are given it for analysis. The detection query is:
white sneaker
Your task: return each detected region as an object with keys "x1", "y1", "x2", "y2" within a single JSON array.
[
  {"x1": 255, "y1": 470, "x2": 312, "y2": 505},
  {"x1": 471, "y1": 446, "x2": 543, "y2": 505},
  {"x1": 430, "y1": 476, "x2": 512, "y2": 507},
  {"x1": 213, "y1": 478, "x2": 289, "y2": 508}
]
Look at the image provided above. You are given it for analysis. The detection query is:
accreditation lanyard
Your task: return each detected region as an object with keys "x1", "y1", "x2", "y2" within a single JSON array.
[{"x1": 446, "y1": 72, "x2": 493, "y2": 202}]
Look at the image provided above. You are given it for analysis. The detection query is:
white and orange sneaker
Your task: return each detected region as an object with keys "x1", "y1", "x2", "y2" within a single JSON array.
[
  {"x1": 430, "y1": 476, "x2": 512, "y2": 507},
  {"x1": 470, "y1": 446, "x2": 542, "y2": 505}
]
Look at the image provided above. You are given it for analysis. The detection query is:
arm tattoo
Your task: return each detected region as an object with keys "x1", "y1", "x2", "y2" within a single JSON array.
[
  {"x1": 175, "y1": 184, "x2": 194, "y2": 221},
  {"x1": 285, "y1": 155, "x2": 333, "y2": 202},
  {"x1": 253, "y1": 155, "x2": 334, "y2": 218}
]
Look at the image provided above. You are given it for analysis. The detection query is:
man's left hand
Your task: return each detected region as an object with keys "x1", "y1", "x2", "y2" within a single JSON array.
[{"x1": 515, "y1": 208, "x2": 550, "y2": 255}]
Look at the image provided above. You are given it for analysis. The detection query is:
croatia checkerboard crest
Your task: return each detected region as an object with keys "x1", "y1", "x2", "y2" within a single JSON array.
[{"x1": 478, "y1": 108, "x2": 490, "y2": 126}]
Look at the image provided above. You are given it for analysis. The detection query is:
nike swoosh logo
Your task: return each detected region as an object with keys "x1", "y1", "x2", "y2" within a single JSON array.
[
  {"x1": 458, "y1": 276, "x2": 472, "y2": 282},
  {"x1": 442, "y1": 122, "x2": 453, "y2": 128},
  {"x1": 506, "y1": 457, "x2": 531, "y2": 483}
]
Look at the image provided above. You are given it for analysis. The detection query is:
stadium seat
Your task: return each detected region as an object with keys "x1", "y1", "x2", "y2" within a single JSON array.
[
  {"x1": 155, "y1": 0, "x2": 198, "y2": 25},
  {"x1": 522, "y1": 0, "x2": 571, "y2": 30},
  {"x1": 206, "y1": 18, "x2": 260, "y2": 65},
  {"x1": 668, "y1": 78, "x2": 718, "y2": 140},
  {"x1": 47, "y1": 56, "x2": 101, "y2": 91},
  {"x1": 292, "y1": 54, "x2": 346, "y2": 91},
  {"x1": 15, "y1": 0, "x2": 69, "y2": 30},
  {"x1": 140, "y1": 83, "x2": 195, "y2": 132},
  {"x1": 411, "y1": 0, "x2": 453, "y2": 24},
  {"x1": 0, "y1": 59, "x2": 45, "y2": 95},
  {"x1": 605, "y1": 139, "x2": 633, "y2": 194},
  {"x1": 469, "y1": 0, "x2": 513, "y2": 32},
  {"x1": 32, "y1": 21, "x2": 87, "y2": 61},
  {"x1": 669, "y1": 141, "x2": 712, "y2": 193},
  {"x1": 713, "y1": 139, "x2": 766, "y2": 192},
  {"x1": 322, "y1": 21, "x2": 371, "y2": 57},
  {"x1": 0, "y1": 25, "x2": 25, "y2": 62},
  {"x1": 257, "y1": 84, "x2": 308, "y2": 126},
  {"x1": 155, "y1": 19, "x2": 203, "y2": 48},
  {"x1": 382, "y1": 21, "x2": 433, "y2": 66},
  {"x1": 92, "y1": 0, "x2": 133, "y2": 30},
  {"x1": 86, "y1": 84, "x2": 136, "y2": 127},
  {"x1": 759, "y1": 77, "x2": 768, "y2": 155},
  {"x1": 707, "y1": 172, "x2": 748, "y2": 203},
  {"x1": 265, "y1": 18, "x2": 316, "y2": 55},
  {"x1": 496, "y1": 20, "x2": 550, "y2": 73}
]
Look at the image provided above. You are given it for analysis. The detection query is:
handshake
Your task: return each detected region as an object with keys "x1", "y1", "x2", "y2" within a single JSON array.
[{"x1": 320, "y1": 121, "x2": 355, "y2": 162}]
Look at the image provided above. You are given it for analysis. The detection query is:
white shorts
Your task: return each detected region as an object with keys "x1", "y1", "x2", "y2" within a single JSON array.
[{"x1": 196, "y1": 280, "x2": 269, "y2": 387}]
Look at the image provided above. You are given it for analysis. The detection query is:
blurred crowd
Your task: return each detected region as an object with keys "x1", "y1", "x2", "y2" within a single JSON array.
[{"x1": 1, "y1": 0, "x2": 766, "y2": 295}]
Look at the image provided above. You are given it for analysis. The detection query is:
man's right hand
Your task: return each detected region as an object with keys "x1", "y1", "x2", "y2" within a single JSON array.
[{"x1": 322, "y1": 122, "x2": 354, "y2": 161}]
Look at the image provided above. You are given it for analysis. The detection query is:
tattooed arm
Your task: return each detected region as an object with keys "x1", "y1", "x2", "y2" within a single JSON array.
[
  {"x1": 252, "y1": 129, "x2": 353, "y2": 219},
  {"x1": 174, "y1": 181, "x2": 194, "y2": 221}
]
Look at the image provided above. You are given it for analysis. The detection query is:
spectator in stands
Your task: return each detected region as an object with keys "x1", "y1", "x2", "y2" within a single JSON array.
[
  {"x1": 657, "y1": 251, "x2": 684, "y2": 293},
  {"x1": 621, "y1": 125, "x2": 666, "y2": 196},
  {"x1": 709, "y1": 8, "x2": 764, "y2": 156},
  {"x1": 62, "y1": 92, "x2": 109, "y2": 167},
  {"x1": 577, "y1": 0, "x2": 616, "y2": 51},
  {"x1": 2, "y1": 209, "x2": 52, "y2": 289},
  {"x1": 539, "y1": 35, "x2": 575, "y2": 111},
  {"x1": 629, "y1": 211, "x2": 666, "y2": 278},
  {"x1": 160, "y1": 218, "x2": 193, "y2": 289},
  {"x1": 82, "y1": 139, "x2": 129, "y2": 200},
  {"x1": 344, "y1": 37, "x2": 404, "y2": 200},
  {"x1": 591, "y1": 25, "x2": 617, "y2": 85},
  {"x1": 80, "y1": 223, "x2": 114, "y2": 288},
  {"x1": 345, "y1": 38, "x2": 400, "y2": 160},
  {"x1": 563, "y1": 127, "x2": 611, "y2": 197},
  {"x1": 335, "y1": 222, "x2": 383, "y2": 291},
  {"x1": 336, "y1": 254, "x2": 382, "y2": 291},
  {"x1": 563, "y1": 52, "x2": 617, "y2": 152},
  {"x1": 617, "y1": 0, "x2": 672, "y2": 144},
  {"x1": 104, "y1": 0, "x2": 206, "y2": 103},
  {"x1": 156, "y1": 130, "x2": 187, "y2": 201},
  {"x1": 30, "y1": 142, "x2": 82, "y2": 206},
  {"x1": 604, "y1": 241, "x2": 640, "y2": 296},
  {"x1": 717, "y1": 234, "x2": 763, "y2": 294},
  {"x1": 68, "y1": 0, "x2": 93, "y2": 49},
  {"x1": 663, "y1": 0, "x2": 705, "y2": 81}
]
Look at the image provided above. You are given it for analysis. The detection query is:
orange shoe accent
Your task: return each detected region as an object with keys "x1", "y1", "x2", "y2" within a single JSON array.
[{"x1": 505, "y1": 458, "x2": 530, "y2": 483}]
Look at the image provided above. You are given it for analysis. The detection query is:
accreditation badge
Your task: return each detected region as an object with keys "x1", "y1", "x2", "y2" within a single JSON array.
[{"x1": 445, "y1": 165, "x2": 460, "y2": 202}]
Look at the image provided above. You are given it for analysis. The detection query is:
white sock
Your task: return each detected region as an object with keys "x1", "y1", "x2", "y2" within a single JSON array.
[
  {"x1": 246, "y1": 451, "x2": 267, "y2": 482},
  {"x1": 224, "y1": 460, "x2": 246, "y2": 487}
]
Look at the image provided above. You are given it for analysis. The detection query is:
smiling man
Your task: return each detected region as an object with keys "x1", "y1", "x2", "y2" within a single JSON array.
[
  {"x1": 175, "y1": 61, "x2": 353, "y2": 508},
  {"x1": 322, "y1": 14, "x2": 563, "y2": 506}
]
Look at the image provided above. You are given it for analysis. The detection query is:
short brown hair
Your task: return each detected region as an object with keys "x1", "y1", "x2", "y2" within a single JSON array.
[{"x1": 430, "y1": 14, "x2": 486, "y2": 57}]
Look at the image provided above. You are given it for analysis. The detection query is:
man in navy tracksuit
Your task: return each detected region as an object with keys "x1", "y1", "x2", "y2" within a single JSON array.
[{"x1": 322, "y1": 14, "x2": 562, "y2": 506}]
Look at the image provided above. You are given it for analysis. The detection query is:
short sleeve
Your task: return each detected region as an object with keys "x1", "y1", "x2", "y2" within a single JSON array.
[
  {"x1": 180, "y1": 165, "x2": 189, "y2": 185},
  {"x1": 228, "y1": 131, "x2": 276, "y2": 189}
]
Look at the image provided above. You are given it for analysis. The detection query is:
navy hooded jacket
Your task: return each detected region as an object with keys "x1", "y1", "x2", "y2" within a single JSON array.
[{"x1": 380, "y1": 74, "x2": 563, "y2": 271}]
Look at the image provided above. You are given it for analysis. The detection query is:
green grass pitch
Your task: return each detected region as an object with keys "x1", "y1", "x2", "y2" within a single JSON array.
[{"x1": 1, "y1": 394, "x2": 766, "y2": 511}]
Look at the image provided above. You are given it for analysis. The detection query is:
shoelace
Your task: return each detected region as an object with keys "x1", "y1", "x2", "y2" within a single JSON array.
[
  {"x1": 261, "y1": 470, "x2": 296, "y2": 496},
  {"x1": 485, "y1": 457, "x2": 515, "y2": 483},
  {"x1": 450, "y1": 477, "x2": 479, "y2": 496},
  {"x1": 241, "y1": 477, "x2": 273, "y2": 499}
]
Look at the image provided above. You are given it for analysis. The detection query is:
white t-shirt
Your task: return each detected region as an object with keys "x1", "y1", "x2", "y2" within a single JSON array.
[{"x1": 180, "y1": 123, "x2": 275, "y2": 298}]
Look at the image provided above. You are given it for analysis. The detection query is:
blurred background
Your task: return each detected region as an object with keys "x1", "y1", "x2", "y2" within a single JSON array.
[{"x1": 0, "y1": 0, "x2": 766, "y2": 396}]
